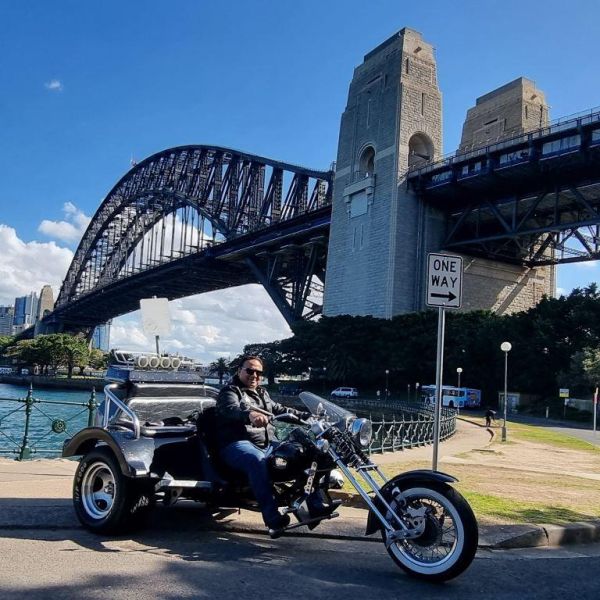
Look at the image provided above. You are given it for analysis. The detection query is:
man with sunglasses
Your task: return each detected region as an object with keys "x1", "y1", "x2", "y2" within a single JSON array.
[{"x1": 216, "y1": 355, "x2": 310, "y2": 533}]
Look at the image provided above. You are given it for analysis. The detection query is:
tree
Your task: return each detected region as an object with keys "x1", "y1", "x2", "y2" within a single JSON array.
[
  {"x1": 57, "y1": 334, "x2": 90, "y2": 378},
  {"x1": 89, "y1": 348, "x2": 108, "y2": 371},
  {"x1": 209, "y1": 357, "x2": 230, "y2": 385},
  {"x1": 0, "y1": 335, "x2": 15, "y2": 355},
  {"x1": 582, "y1": 348, "x2": 600, "y2": 390}
]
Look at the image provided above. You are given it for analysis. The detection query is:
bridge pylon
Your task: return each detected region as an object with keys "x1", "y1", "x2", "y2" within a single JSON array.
[{"x1": 324, "y1": 28, "x2": 556, "y2": 318}]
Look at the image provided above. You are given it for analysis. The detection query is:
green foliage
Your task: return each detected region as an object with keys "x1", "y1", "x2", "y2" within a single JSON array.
[
  {"x1": 0, "y1": 335, "x2": 15, "y2": 353},
  {"x1": 209, "y1": 356, "x2": 230, "y2": 384},
  {"x1": 89, "y1": 348, "x2": 108, "y2": 370},
  {"x1": 4, "y1": 333, "x2": 90, "y2": 377},
  {"x1": 245, "y1": 286, "x2": 600, "y2": 404}
]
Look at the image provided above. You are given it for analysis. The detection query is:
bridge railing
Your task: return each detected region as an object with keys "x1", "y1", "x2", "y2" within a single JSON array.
[
  {"x1": 408, "y1": 105, "x2": 600, "y2": 176},
  {"x1": 0, "y1": 387, "x2": 98, "y2": 459}
]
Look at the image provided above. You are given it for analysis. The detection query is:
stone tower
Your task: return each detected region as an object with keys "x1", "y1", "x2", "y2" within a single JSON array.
[
  {"x1": 456, "y1": 77, "x2": 555, "y2": 314},
  {"x1": 324, "y1": 31, "x2": 555, "y2": 319},
  {"x1": 37, "y1": 284, "x2": 55, "y2": 321},
  {"x1": 459, "y1": 77, "x2": 549, "y2": 153},
  {"x1": 323, "y1": 28, "x2": 443, "y2": 317}
]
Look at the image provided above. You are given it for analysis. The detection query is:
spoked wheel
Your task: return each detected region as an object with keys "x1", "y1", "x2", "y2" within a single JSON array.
[
  {"x1": 73, "y1": 447, "x2": 154, "y2": 534},
  {"x1": 382, "y1": 484, "x2": 478, "y2": 582}
]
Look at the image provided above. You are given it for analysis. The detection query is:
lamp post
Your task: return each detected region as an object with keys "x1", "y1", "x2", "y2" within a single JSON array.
[
  {"x1": 456, "y1": 367, "x2": 463, "y2": 389},
  {"x1": 322, "y1": 367, "x2": 327, "y2": 394},
  {"x1": 385, "y1": 369, "x2": 389, "y2": 399},
  {"x1": 500, "y1": 341, "x2": 512, "y2": 442},
  {"x1": 407, "y1": 383, "x2": 411, "y2": 401},
  {"x1": 415, "y1": 382, "x2": 420, "y2": 403}
]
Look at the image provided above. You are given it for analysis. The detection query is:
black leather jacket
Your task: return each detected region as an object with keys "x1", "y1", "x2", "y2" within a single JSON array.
[{"x1": 215, "y1": 376, "x2": 307, "y2": 449}]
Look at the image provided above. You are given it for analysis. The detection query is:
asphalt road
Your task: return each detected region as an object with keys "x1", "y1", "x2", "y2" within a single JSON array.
[{"x1": 1, "y1": 528, "x2": 599, "y2": 600}]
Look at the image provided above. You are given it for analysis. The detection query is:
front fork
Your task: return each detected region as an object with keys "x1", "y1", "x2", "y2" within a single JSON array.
[{"x1": 328, "y1": 449, "x2": 419, "y2": 542}]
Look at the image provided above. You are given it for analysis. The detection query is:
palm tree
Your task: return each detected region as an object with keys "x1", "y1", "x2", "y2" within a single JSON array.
[{"x1": 209, "y1": 357, "x2": 230, "y2": 385}]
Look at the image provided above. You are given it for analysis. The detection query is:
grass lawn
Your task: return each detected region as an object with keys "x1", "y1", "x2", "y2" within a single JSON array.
[{"x1": 337, "y1": 420, "x2": 600, "y2": 525}]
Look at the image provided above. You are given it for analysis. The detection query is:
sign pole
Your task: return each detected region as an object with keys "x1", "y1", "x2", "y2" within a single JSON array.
[
  {"x1": 594, "y1": 387, "x2": 598, "y2": 434},
  {"x1": 432, "y1": 305, "x2": 446, "y2": 471},
  {"x1": 426, "y1": 253, "x2": 463, "y2": 472}
]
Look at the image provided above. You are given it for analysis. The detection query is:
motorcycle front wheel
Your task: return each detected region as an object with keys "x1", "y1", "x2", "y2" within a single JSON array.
[{"x1": 382, "y1": 483, "x2": 478, "y2": 582}]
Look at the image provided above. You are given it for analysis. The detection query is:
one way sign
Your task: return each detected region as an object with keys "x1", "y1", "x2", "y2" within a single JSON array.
[{"x1": 426, "y1": 253, "x2": 463, "y2": 308}]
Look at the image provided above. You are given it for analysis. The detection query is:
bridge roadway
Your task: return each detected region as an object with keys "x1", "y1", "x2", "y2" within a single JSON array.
[
  {"x1": 45, "y1": 206, "x2": 331, "y2": 332},
  {"x1": 408, "y1": 107, "x2": 600, "y2": 266},
  {"x1": 26, "y1": 107, "x2": 600, "y2": 337}
]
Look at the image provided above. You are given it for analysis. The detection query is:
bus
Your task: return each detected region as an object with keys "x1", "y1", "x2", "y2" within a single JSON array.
[{"x1": 421, "y1": 385, "x2": 482, "y2": 409}]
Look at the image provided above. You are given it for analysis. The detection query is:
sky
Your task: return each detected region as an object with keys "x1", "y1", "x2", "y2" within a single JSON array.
[{"x1": 1, "y1": 0, "x2": 600, "y2": 363}]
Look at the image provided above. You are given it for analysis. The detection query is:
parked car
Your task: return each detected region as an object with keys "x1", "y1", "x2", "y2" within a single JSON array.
[{"x1": 330, "y1": 387, "x2": 359, "y2": 398}]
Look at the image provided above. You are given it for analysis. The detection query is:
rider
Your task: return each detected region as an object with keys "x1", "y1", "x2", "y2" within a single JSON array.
[{"x1": 215, "y1": 355, "x2": 310, "y2": 532}]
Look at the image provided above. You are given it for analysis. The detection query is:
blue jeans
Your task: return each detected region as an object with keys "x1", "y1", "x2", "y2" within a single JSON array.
[{"x1": 220, "y1": 440, "x2": 281, "y2": 527}]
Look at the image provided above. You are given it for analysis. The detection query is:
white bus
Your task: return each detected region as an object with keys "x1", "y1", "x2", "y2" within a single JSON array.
[{"x1": 421, "y1": 385, "x2": 481, "y2": 409}]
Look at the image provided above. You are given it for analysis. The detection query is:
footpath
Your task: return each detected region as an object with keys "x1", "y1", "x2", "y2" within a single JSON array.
[{"x1": 0, "y1": 419, "x2": 598, "y2": 549}]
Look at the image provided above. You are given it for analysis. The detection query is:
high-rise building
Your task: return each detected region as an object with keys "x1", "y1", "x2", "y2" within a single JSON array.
[
  {"x1": 91, "y1": 321, "x2": 111, "y2": 352},
  {"x1": 0, "y1": 306, "x2": 14, "y2": 336},
  {"x1": 37, "y1": 285, "x2": 55, "y2": 320},
  {"x1": 13, "y1": 292, "x2": 39, "y2": 327}
]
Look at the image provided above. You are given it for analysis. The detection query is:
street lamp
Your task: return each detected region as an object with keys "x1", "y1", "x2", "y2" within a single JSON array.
[
  {"x1": 456, "y1": 367, "x2": 463, "y2": 388},
  {"x1": 500, "y1": 341, "x2": 512, "y2": 442},
  {"x1": 385, "y1": 369, "x2": 389, "y2": 399},
  {"x1": 415, "y1": 382, "x2": 420, "y2": 403}
]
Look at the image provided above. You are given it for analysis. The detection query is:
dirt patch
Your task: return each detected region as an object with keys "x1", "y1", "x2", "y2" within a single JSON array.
[{"x1": 355, "y1": 421, "x2": 600, "y2": 525}]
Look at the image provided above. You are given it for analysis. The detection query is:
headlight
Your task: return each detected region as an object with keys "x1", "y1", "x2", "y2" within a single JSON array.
[{"x1": 349, "y1": 418, "x2": 372, "y2": 448}]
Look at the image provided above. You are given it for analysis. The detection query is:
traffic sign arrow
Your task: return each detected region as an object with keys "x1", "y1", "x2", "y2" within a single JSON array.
[
  {"x1": 426, "y1": 253, "x2": 463, "y2": 308},
  {"x1": 431, "y1": 291, "x2": 456, "y2": 301}
]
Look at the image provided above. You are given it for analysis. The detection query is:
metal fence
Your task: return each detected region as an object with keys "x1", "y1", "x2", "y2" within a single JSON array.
[
  {"x1": 368, "y1": 409, "x2": 456, "y2": 454},
  {"x1": 334, "y1": 398, "x2": 457, "y2": 454},
  {"x1": 1, "y1": 389, "x2": 455, "y2": 460},
  {"x1": 0, "y1": 386, "x2": 98, "y2": 459}
]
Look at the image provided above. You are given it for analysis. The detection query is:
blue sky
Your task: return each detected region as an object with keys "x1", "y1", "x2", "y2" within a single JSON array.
[{"x1": 1, "y1": 1, "x2": 599, "y2": 360}]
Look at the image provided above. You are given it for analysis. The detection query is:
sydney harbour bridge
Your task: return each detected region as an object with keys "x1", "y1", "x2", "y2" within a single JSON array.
[
  {"x1": 40, "y1": 146, "x2": 333, "y2": 336},
  {"x1": 29, "y1": 29, "x2": 600, "y2": 339}
]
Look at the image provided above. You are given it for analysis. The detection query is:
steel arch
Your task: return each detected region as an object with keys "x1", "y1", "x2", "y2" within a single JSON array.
[{"x1": 55, "y1": 146, "x2": 332, "y2": 319}]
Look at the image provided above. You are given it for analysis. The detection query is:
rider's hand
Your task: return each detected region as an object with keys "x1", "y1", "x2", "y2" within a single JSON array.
[{"x1": 249, "y1": 411, "x2": 269, "y2": 427}]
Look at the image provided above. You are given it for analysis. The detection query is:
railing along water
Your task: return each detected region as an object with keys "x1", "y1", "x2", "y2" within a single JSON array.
[
  {"x1": 279, "y1": 396, "x2": 457, "y2": 454},
  {"x1": 0, "y1": 385, "x2": 99, "y2": 459}
]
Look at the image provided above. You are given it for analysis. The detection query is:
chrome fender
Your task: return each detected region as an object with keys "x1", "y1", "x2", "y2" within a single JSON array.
[{"x1": 365, "y1": 469, "x2": 457, "y2": 535}]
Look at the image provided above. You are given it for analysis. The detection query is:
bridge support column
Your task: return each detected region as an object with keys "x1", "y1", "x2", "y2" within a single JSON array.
[{"x1": 323, "y1": 28, "x2": 443, "y2": 318}]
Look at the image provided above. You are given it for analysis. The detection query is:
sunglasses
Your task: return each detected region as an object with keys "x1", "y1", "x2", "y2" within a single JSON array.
[{"x1": 243, "y1": 367, "x2": 263, "y2": 377}]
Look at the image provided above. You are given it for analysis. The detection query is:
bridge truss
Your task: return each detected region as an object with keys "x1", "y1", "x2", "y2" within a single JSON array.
[
  {"x1": 48, "y1": 146, "x2": 332, "y2": 333},
  {"x1": 408, "y1": 109, "x2": 600, "y2": 266}
]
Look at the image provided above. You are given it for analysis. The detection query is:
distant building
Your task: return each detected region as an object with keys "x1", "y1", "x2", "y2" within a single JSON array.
[
  {"x1": 13, "y1": 292, "x2": 38, "y2": 328},
  {"x1": 37, "y1": 285, "x2": 55, "y2": 320},
  {"x1": 91, "y1": 321, "x2": 111, "y2": 352},
  {"x1": 0, "y1": 306, "x2": 14, "y2": 336}
]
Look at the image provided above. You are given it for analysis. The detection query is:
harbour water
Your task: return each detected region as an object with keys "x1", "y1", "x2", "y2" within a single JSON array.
[{"x1": 0, "y1": 383, "x2": 104, "y2": 458}]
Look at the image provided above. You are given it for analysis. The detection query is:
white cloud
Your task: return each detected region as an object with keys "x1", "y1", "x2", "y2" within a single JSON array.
[
  {"x1": 44, "y1": 79, "x2": 63, "y2": 92},
  {"x1": 111, "y1": 285, "x2": 292, "y2": 364},
  {"x1": 38, "y1": 202, "x2": 91, "y2": 243},
  {"x1": 0, "y1": 224, "x2": 72, "y2": 306}
]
